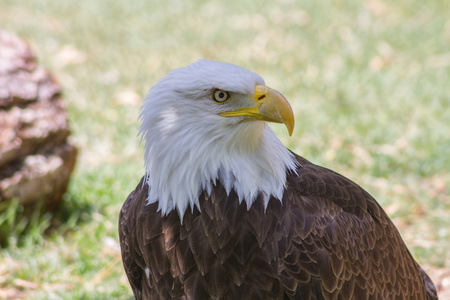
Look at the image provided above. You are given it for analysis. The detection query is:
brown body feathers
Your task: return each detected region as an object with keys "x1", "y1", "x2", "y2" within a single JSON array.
[{"x1": 119, "y1": 154, "x2": 437, "y2": 299}]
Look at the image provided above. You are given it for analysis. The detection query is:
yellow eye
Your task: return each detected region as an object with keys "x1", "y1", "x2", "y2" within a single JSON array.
[{"x1": 212, "y1": 89, "x2": 230, "y2": 103}]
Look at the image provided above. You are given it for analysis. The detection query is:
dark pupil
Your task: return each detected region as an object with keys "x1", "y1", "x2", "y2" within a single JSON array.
[{"x1": 218, "y1": 92, "x2": 225, "y2": 99}]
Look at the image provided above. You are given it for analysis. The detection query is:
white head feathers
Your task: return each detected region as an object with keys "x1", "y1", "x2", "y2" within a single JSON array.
[{"x1": 139, "y1": 60, "x2": 297, "y2": 221}]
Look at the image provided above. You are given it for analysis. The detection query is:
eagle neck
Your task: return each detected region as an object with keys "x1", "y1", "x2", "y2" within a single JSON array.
[{"x1": 143, "y1": 121, "x2": 297, "y2": 221}]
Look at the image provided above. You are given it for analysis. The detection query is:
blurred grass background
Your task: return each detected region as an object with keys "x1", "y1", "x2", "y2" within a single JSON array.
[{"x1": 1, "y1": 0, "x2": 449, "y2": 298}]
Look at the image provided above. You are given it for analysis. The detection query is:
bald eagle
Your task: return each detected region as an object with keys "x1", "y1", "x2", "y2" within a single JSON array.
[{"x1": 119, "y1": 60, "x2": 438, "y2": 299}]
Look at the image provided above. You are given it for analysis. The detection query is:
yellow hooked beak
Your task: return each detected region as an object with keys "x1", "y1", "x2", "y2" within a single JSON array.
[{"x1": 220, "y1": 85, "x2": 295, "y2": 136}]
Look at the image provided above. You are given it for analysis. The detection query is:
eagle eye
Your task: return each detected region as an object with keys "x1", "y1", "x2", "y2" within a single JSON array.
[{"x1": 212, "y1": 89, "x2": 230, "y2": 103}]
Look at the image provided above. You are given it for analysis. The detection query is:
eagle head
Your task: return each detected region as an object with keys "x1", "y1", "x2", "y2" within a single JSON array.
[{"x1": 139, "y1": 60, "x2": 297, "y2": 220}]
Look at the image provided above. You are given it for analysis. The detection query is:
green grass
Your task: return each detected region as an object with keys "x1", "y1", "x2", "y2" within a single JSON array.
[{"x1": 1, "y1": 0, "x2": 449, "y2": 298}]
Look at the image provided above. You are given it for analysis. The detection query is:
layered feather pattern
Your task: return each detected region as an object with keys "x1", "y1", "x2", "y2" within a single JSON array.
[{"x1": 119, "y1": 154, "x2": 438, "y2": 299}]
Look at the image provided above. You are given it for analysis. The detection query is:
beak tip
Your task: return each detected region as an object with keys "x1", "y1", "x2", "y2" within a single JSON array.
[{"x1": 286, "y1": 123, "x2": 294, "y2": 136}]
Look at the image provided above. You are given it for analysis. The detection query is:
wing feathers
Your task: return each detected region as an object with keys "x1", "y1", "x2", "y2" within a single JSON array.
[{"x1": 119, "y1": 155, "x2": 437, "y2": 299}]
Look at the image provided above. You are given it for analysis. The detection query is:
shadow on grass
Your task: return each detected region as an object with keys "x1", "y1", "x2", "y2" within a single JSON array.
[{"x1": 0, "y1": 193, "x2": 95, "y2": 248}]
